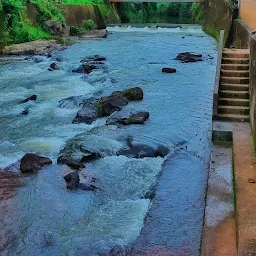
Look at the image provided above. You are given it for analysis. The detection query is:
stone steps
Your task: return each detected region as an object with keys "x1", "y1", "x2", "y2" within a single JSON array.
[
  {"x1": 222, "y1": 58, "x2": 249, "y2": 64},
  {"x1": 223, "y1": 52, "x2": 249, "y2": 59},
  {"x1": 219, "y1": 90, "x2": 249, "y2": 99},
  {"x1": 220, "y1": 83, "x2": 249, "y2": 91},
  {"x1": 221, "y1": 77, "x2": 249, "y2": 84},
  {"x1": 218, "y1": 98, "x2": 250, "y2": 107},
  {"x1": 218, "y1": 105, "x2": 250, "y2": 115},
  {"x1": 221, "y1": 64, "x2": 249, "y2": 71},
  {"x1": 215, "y1": 113, "x2": 250, "y2": 122},
  {"x1": 220, "y1": 69, "x2": 249, "y2": 77},
  {"x1": 216, "y1": 48, "x2": 250, "y2": 123}
]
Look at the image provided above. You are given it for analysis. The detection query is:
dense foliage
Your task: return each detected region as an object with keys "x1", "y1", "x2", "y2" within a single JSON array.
[
  {"x1": 0, "y1": 0, "x2": 64, "y2": 46},
  {"x1": 115, "y1": 2, "x2": 204, "y2": 24}
]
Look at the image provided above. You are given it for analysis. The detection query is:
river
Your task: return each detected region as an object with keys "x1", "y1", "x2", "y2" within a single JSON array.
[{"x1": 0, "y1": 25, "x2": 217, "y2": 256}]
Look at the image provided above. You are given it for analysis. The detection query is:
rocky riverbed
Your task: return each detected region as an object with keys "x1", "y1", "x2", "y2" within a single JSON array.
[{"x1": 0, "y1": 25, "x2": 217, "y2": 256}]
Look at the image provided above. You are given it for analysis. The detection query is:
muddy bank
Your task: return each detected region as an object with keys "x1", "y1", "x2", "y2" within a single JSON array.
[{"x1": 1, "y1": 30, "x2": 108, "y2": 56}]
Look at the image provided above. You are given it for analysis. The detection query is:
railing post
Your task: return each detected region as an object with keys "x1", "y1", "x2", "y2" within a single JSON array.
[{"x1": 213, "y1": 30, "x2": 225, "y2": 119}]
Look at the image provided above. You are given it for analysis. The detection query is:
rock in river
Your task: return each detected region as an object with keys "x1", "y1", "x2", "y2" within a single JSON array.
[
  {"x1": 175, "y1": 52, "x2": 202, "y2": 63},
  {"x1": 72, "y1": 54, "x2": 107, "y2": 74},
  {"x1": 118, "y1": 136, "x2": 170, "y2": 159},
  {"x1": 106, "y1": 110, "x2": 149, "y2": 125},
  {"x1": 57, "y1": 134, "x2": 124, "y2": 169},
  {"x1": 98, "y1": 92, "x2": 128, "y2": 117},
  {"x1": 72, "y1": 103, "x2": 98, "y2": 124},
  {"x1": 162, "y1": 68, "x2": 176, "y2": 73},
  {"x1": 81, "y1": 55, "x2": 106, "y2": 63},
  {"x1": 20, "y1": 95, "x2": 37, "y2": 103},
  {"x1": 49, "y1": 62, "x2": 60, "y2": 71},
  {"x1": 20, "y1": 153, "x2": 52, "y2": 173},
  {"x1": 122, "y1": 87, "x2": 143, "y2": 101}
]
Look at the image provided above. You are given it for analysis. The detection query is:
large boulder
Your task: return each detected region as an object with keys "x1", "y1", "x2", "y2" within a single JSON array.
[
  {"x1": 98, "y1": 92, "x2": 128, "y2": 117},
  {"x1": 45, "y1": 20, "x2": 70, "y2": 37},
  {"x1": 106, "y1": 110, "x2": 149, "y2": 125},
  {"x1": 20, "y1": 153, "x2": 52, "y2": 173},
  {"x1": 57, "y1": 134, "x2": 124, "y2": 169},
  {"x1": 174, "y1": 52, "x2": 202, "y2": 63},
  {"x1": 117, "y1": 136, "x2": 170, "y2": 159},
  {"x1": 122, "y1": 87, "x2": 143, "y2": 101}
]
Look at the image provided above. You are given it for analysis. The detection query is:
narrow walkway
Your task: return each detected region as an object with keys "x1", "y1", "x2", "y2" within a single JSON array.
[
  {"x1": 233, "y1": 123, "x2": 256, "y2": 255},
  {"x1": 201, "y1": 142, "x2": 236, "y2": 256},
  {"x1": 203, "y1": 122, "x2": 256, "y2": 255}
]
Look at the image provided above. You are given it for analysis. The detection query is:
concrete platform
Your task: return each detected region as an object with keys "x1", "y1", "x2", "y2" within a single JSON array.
[
  {"x1": 201, "y1": 143, "x2": 236, "y2": 256},
  {"x1": 233, "y1": 123, "x2": 256, "y2": 255},
  {"x1": 206, "y1": 121, "x2": 256, "y2": 255}
]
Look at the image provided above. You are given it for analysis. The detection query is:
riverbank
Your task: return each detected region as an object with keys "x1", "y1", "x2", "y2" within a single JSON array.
[{"x1": 1, "y1": 29, "x2": 107, "y2": 56}]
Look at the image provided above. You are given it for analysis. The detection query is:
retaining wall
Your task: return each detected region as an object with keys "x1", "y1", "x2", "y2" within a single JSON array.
[
  {"x1": 229, "y1": 19, "x2": 256, "y2": 138},
  {"x1": 26, "y1": 3, "x2": 120, "y2": 29},
  {"x1": 203, "y1": 0, "x2": 237, "y2": 43}
]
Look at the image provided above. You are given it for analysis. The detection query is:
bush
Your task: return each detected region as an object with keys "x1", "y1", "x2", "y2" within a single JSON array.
[{"x1": 82, "y1": 19, "x2": 96, "y2": 31}]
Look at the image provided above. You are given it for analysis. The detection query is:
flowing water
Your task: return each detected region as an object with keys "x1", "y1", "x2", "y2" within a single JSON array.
[{"x1": 0, "y1": 25, "x2": 217, "y2": 256}]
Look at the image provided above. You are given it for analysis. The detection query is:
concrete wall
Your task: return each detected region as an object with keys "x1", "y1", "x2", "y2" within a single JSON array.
[
  {"x1": 233, "y1": 19, "x2": 255, "y2": 49},
  {"x1": 26, "y1": 3, "x2": 120, "y2": 29},
  {"x1": 61, "y1": 4, "x2": 120, "y2": 29},
  {"x1": 250, "y1": 35, "x2": 256, "y2": 137},
  {"x1": 230, "y1": 19, "x2": 256, "y2": 137},
  {"x1": 203, "y1": 0, "x2": 237, "y2": 44}
]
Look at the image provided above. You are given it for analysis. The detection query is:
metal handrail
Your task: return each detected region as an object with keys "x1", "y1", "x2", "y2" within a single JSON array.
[{"x1": 213, "y1": 30, "x2": 225, "y2": 119}]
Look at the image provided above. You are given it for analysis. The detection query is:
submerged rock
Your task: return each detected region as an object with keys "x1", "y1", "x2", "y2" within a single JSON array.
[
  {"x1": 64, "y1": 171, "x2": 99, "y2": 191},
  {"x1": 64, "y1": 171, "x2": 80, "y2": 189},
  {"x1": 72, "y1": 54, "x2": 107, "y2": 74},
  {"x1": 162, "y1": 68, "x2": 176, "y2": 73},
  {"x1": 118, "y1": 136, "x2": 170, "y2": 159},
  {"x1": 175, "y1": 52, "x2": 202, "y2": 63},
  {"x1": 106, "y1": 110, "x2": 149, "y2": 125},
  {"x1": 72, "y1": 103, "x2": 98, "y2": 124},
  {"x1": 20, "y1": 95, "x2": 37, "y2": 103},
  {"x1": 72, "y1": 63, "x2": 98, "y2": 74},
  {"x1": 21, "y1": 109, "x2": 29, "y2": 115},
  {"x1": 20, "y1": 153, "x2": 52, "y2": 173},
  {"x1": 49, "y1": 62, "x2": 60, "y2": 71},
  {"x1": 81, "y1": 55, "x2": 106, "y2": 63},
  {"x1": 57, "y1": 134, "x2": 123, "y2": 168},
  {"x1": 58, "y1": 95, "x2": 90, "y2": 109},
  {"x1": 108, "y1": 245, "x2": 126, "y2": 256}
]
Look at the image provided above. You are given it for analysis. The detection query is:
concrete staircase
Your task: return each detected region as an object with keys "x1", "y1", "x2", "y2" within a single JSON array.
[{"x1": 216, "y1": 49, "x2": 250, "y2": 122}]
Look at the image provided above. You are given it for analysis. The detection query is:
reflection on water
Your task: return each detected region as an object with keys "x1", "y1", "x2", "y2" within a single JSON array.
[{"x1": 0, "y1": 25, "x2": 217, "y2": 255}]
